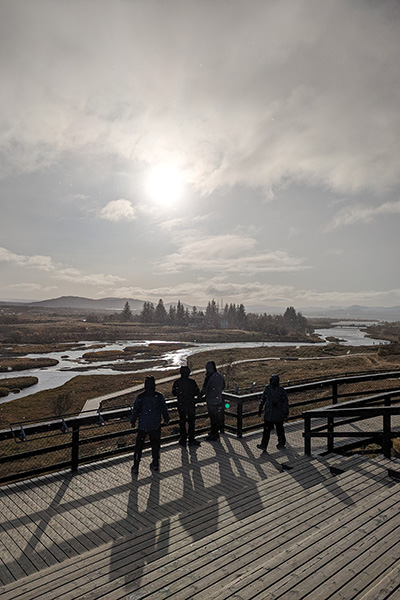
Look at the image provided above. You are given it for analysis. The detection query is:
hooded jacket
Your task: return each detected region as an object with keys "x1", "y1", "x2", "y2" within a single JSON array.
[
  {"x1": 172, "y1": 366, "x2": 200, "y2": 407},
  {"x1": 259, "y1": 375, "x2": 289, "y2": 423},
  {"x1": 131, "y1": 377, "x2": 169, "y2": 432},
  {"x1": 201, "y1": 361, "x2": 225, "y2": 406}
]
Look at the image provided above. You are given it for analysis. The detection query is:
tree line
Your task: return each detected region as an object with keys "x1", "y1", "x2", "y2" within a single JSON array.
[{"x1": 117, "y1": 299, "x2": 310, "y2": 335}]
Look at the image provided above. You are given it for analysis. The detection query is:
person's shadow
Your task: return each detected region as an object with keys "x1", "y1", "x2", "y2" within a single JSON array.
[
  {"x1": 107, "y1": 471, "x2": 171, "y2": 595},
  {"x1": 179, "y1": 445, "x2": 220, "y2": 542}
]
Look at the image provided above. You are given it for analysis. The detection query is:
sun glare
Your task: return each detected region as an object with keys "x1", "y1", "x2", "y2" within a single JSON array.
[{"x1": 146, "y1": 164, "x2": 185, "y2": 207}]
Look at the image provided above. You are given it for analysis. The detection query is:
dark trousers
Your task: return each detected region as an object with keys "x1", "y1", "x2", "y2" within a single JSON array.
[
  {"x1": 261, "y1": 421, "x2": 286, "y2": 448},
  {"x1": 134, "y1": 428, "x2": 161, "y2": 465},
  {"x1": 178, "y1": 404, "x2": 196, "y2": 441},
  {"x1": 207, "y1": 404, "x2": 224, "y2": 438}
]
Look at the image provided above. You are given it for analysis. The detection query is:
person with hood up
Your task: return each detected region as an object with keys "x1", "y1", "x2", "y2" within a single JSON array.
[
  {"x1": 131, "y1": 376, "x2": 169, "y2": 474},
  {"x1": 172, "y1": 365, "x2": 201, "y2": 447},
  {"x1": 257, "y1": 374, "x2": 289, "y2": 452},
  {"x1": 201, "y1": 360, "x2": 225, "y2": 441}
]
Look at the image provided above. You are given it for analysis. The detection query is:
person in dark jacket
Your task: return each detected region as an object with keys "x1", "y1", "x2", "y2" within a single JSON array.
[
  {"x1": 257, "y1": 374, "x2": 289, "y2": 452},
  {"x1": 201, "y1": 361, "x2": 225, "y2": 441},
  {"x1": 172, "y1": 365, "x2": 201, "y2": 447},
  {"x1": 131, "y1": 376, "x2": 169, "y2": 474}
]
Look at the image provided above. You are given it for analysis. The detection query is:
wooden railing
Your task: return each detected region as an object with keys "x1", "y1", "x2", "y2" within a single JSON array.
[
  {"x1": 302, "y1": 390, "x2": 400, "y2": 458},
  {"x1": 1, "y1": 370, "x2": 400, "y2": 484}
]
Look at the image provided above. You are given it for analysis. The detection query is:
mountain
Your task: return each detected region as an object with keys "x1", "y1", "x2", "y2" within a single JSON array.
[
  {"x1": 1, "y1": 296, "x2": 400, "y2": 321},
  {"x1": 26, "y1": 296, "x2": 193, "y2": 312},
  {"x1": 300, "y1": 305, "x2": 400, "y2": 322},
  {"x1": 28, "y1": 296, "x2": 146, "y2": 312},
  {"x1": 242, "y1": 304, "x2": 400, "y2": 321}
]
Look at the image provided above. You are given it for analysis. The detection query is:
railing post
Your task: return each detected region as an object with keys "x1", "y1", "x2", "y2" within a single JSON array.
[
  {"x1": 332, "y1": 381, "x2": 338, "y2": 405},
  {"x1": 71, "y1": 420, "x2": 80, "y2": 472},
  {"x1": 383, "y1": 412, "x2": 392, "y2": 459},
  {"x1": 237, "y1": 397, "x2": 243, "y2": 438},
  {"x1": 327, "y1": 415, "x2": 334, "y2": 453},
  {"x1": 304, "y1": 414, "x2": 311, "y2": 455}
]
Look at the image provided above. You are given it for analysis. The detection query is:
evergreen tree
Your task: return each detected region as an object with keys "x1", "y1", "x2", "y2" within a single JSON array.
[
  {"x1": 176, "y1": 300, "x2": 185, "y2": 324},
  {"x1": 168, "y1": 304, "x2": 177, "y2": 324},
  {"x1": 154, "y1": 298, "x2": 168, "y2": 324},
  {"x1": 140, "y1": 301, "x2": 155, "y2": 323},
  {"x1": 121, "y1": 301, "x2": 133, "y2": 322},
  {"x1": 205, "y1": 298, "x2": 220, "y2": 328},
  {"x1": 237, "y1": 303, "x2": 247, "y2": 329}
]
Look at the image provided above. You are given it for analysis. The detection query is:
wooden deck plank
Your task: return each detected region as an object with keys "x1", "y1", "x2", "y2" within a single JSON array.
[
  {"x1": 287, "y1": 520, "x2": 400, "y2": 600},
  {"x1": 40, "y1": 466, "x2": 143, "y2": 537},
  {"x1": 23, "y1": 473, "x2": 121, "y2": 548},
  {"x1": 0, "y1": 459, "x2": 336, "y2": 599},
  {"x1": 20, "y1": 461, "x2": 389, "y2": 600},
  {"x1": 2, "y1": 479, "x2": 99, "y2": 556},
  {"x1": 0, "y1": 535, "x2": 28, "y2": 585},
  {"x1": 248, "y1": 495, "x2": 400, "y2": 600},
  {"x1": 212, "y1": 490, "x2": 399, "y2": 600},
  {"x1": 358, "y1": 562, "x2": 400, "y2": 600},
  {"x1": 137, "y1": 476, "x2": 395, "y2": 600},
  {"x1": 0, "y1": 490, "x2": 55, "y2": 575},
  {"x1": 1, "y1": 481, "x2": 78, "y2": 564},
  {"x1": 0, "y1": 432, "x2": 398, "y2": 600}
]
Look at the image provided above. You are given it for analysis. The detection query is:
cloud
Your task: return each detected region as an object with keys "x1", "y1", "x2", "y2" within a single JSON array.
[
  {"x1": 326, "y1": 200, "x2": 400, "y2": 230},
  {"x1": 0, "y1": 247, "x2": 125, "y2": 287},
  {"x1": 0, "y1": 247, "x2": 53, "y2": 271},
  {"x1": 157, "y1": 233, "x2": 309, "y2": 275},
  {"x1": 100, "y1": 199, "x2": 136, "y2": 222},
  {"x1": 5, "y1": 283, "x2": 56, "y2": 292},
  {"x1": 1, "y1": 1, "x2": 400, "y2": 197}
]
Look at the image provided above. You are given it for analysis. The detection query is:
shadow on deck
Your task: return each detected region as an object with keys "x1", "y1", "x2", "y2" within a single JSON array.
[{"x1": 1, "y1": 422, "x2": 399, "y2": 599}]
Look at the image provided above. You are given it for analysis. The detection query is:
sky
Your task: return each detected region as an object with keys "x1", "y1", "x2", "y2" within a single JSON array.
[{"x1": 1, "y1": 0, "x2": 399, "y2": 311}]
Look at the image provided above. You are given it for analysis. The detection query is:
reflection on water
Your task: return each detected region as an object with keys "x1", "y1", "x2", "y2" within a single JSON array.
[{"x1": 0, "y1": 324, "x2": 388, "y2": 403}]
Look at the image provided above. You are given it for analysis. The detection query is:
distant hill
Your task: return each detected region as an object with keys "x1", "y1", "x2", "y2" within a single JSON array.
[
  {"x1": 301, "y1": 305, "x2": 400, "y2": 322},
  {"x1": 27, "y1": 296, "x2": 146, "y2": 312},
  {"x1": 1, "y1": 296, "x2": 399, "y2": 321},
  {"x1": 237, "y1": 304, "x2": 400, "y2": 322},
  {"x1": 25, "y1": 295, "x2": 193, "y2": 312}
]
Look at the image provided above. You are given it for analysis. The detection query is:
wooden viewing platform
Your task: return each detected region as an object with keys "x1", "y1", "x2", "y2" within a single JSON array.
[{"x1": 0, "y1": 420, "x2": 399, "y2": 599}]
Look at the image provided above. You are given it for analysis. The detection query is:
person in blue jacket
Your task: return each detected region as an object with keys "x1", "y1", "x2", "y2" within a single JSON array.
[
  {"x1": 257, "y1": 374, "x2": 289, "y2": 452},
  {"x1": 131, "y1": 376, "x2": 169, "y2": 474}
]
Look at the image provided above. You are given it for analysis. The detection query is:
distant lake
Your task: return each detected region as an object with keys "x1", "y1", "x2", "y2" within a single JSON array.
[{"x1": 0, "y1": 323, "x2": 388, "y2": 404}]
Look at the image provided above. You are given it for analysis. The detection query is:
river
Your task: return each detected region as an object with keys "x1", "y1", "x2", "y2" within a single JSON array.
[{"x1": 0, "y1": 323, "x2": 388, "y2": 403}]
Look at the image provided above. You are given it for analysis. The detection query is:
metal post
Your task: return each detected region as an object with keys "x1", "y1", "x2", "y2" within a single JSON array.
[
  {"x1": 237, "y1": 398, "x2": 243, "y2": 438},
  {"x1": 71, "y1": 420, "x2": 80, "y2": 472},
  {"x1": 327, "y1": 415, "x2": 334, "y2": 453},
  {"x1": 383, "y1": 412, "x2": 392, "y2": 459},
  {"x1": 304, "y1": 415, "x2": 311, "y2": 455},
  {"x1": 332, "y1": 381, "x2": 338, "y2": 405}
]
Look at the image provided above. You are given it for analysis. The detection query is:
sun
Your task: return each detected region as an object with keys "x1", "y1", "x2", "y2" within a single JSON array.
[{"x1": 145, "y1": 164, "x2": 185, "y2": 207}]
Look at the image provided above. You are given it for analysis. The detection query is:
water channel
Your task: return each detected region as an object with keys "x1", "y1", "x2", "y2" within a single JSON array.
[{"x1": 0, "y1": 323, "x2": 388, "y2": 403}]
